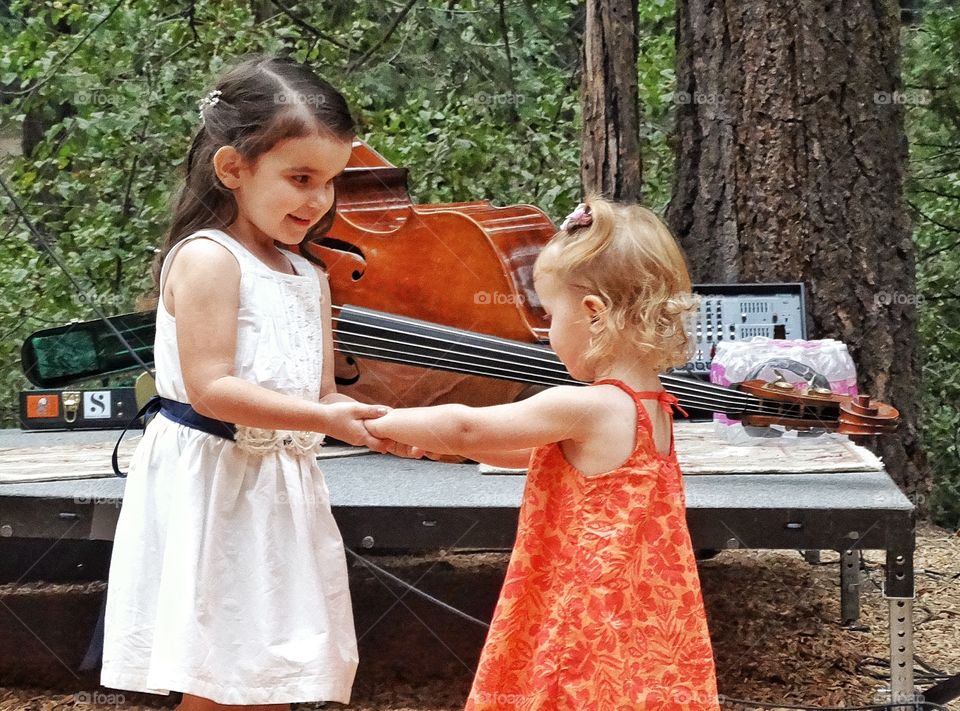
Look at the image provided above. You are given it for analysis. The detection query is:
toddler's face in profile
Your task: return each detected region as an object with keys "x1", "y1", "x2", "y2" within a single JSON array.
[{"x1": 535, "y1": 270, "x2": 597, "y2": 382}]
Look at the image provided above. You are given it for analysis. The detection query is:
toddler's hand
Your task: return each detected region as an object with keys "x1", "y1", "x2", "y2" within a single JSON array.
[
  {"x1": 358, "y1": 419, "x2": 420, "y2": 458},
  {"x1": 416, "y1": 450, "x2": 469, "y2": 463},
  {"x1": 381, "y1": 441, "x2": 424, "y2": 459}
]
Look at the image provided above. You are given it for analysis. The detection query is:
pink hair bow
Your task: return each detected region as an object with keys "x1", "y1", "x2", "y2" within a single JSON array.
[{"x1": 560, "y1": 203, "x2": 592, "y2": 231}]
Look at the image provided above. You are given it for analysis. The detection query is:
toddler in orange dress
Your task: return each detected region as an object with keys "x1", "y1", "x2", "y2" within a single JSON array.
[{"x1": 365, "y1": 196, "x2": 722, "y2": 710}]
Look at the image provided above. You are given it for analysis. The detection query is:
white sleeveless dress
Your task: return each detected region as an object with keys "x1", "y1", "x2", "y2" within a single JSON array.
[{"x1": 101, "y1": 229, "x2": 358, "y2": 704}]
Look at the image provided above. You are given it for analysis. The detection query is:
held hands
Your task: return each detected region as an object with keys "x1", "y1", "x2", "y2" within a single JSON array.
[
  {"x1": 359, "y1": 407, "x2": 464, "y2": 461},
  {"x1": 319, "y1": 401, "x2": 388, "y2": 450},
  {"x1": 319, "y1": 401, "x2": 422, "y2": 457}
]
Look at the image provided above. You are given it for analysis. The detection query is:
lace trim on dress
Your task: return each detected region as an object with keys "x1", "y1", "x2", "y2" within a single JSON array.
[{"x1": 234, "y1": 426, "x2": 325, "y2": 456}]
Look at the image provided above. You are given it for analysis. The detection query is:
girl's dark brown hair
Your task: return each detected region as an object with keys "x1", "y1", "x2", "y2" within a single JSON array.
[{"x1": 144, "y1": 55, "x2": 355, "y2": 305}]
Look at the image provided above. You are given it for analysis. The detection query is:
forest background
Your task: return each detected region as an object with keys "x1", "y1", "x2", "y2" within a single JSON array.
[{"x1": 0, "y1": 0, "x2": 956, "y2": 526}]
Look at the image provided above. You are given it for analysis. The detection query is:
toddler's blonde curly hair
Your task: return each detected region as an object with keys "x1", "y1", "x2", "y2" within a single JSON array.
[{"x1": 535, "y1": 195, "x2": 699, "y2": 373}]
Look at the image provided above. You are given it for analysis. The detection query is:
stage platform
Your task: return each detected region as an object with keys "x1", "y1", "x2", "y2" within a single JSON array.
[{"x1": 0, "y1": 425, "x2": 918, "y2": 705}]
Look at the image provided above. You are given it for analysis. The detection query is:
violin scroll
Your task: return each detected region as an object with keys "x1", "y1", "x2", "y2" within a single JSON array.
[{"x1": 736, "y1": 379, "x2": 899, "y2": 437}]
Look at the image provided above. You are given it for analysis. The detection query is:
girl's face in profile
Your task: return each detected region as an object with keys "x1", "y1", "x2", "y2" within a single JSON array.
[
  {"x1": 535, "y1": 270, "x2": 597, "y2": 382},
  {"x1": 227, "y1": 133, "x2": 352, "y2": 248}
]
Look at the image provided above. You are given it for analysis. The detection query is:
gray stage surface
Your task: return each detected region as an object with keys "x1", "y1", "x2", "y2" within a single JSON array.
[{"x1": 0, "y1": 427, "x2": 919, "y2": 704}]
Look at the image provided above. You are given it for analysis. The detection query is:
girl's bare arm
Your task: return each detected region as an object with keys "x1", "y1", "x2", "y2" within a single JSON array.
[{"x1": 171, "y1": 239, "x2": 386, "y2": 448}]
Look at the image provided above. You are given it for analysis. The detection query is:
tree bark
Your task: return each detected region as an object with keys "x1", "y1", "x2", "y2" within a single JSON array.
[
  {"x1": 580, "y1": 0, "x2": 642, "y2": 200},
  {"x1": 667, "y1": 0, "x2": 927, "y2": 498}
]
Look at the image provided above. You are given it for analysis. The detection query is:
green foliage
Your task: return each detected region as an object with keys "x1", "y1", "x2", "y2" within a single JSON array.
[
  {"x1": 636, "y1": 0, "x2": 677, "y2": 211},
  {"x1": 903, "y1": 0, "x2": 960, "y2": 529},
  {"x1": 0, "y1": 0, "x2": 281, "y2": 420},
  {"x1": 332, "y1": 0, "x2": 585, "y2": 211},
  {"x1": 0, "y1": 0, "x2": 677, "y2": 427},
  {"x1": 1, "y1": 1, "x2": 954, "y2": 532}
]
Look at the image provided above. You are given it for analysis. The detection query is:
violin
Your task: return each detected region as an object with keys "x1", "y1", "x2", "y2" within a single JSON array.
[
  {"x1": 21, "y1": 305, "x2": 900, "y2": 436},
  {"x1": 300, "y1": 140, "x2": 555, "y2": 408}
]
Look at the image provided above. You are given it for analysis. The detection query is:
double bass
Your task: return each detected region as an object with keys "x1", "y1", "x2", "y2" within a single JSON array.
[
  {"x1": 18, "y1": 140, "x2": 900, "y2": 435},
  {"x1": 305, "y1": 140, "x2": 556, "y2": 408},
  {"x1": 299, "y1": 140, "x2": 897, "y2": 434}
]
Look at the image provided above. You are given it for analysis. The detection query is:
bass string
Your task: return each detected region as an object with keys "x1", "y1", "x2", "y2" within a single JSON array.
[{"x1": 332, "y1": 306, "x2": 760, "y2": 407}]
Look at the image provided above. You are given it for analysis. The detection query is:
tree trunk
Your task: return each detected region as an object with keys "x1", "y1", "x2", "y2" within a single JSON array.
[
  {"x1": 667, "y1": 0, "x2": 927, "y2": 498},
  {"x1": 580, "y1": 0, "x2": 642, "y2": 200},
  {"x1": 250, "y1": 0, "x2": 272, "y2": 23}
]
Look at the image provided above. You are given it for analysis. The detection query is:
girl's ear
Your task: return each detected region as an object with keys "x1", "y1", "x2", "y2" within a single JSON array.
[
  {"x1": 212, "y1": 146, "x2": 244, "y2": 189},
  {"x1": 582, "y1": 294, "x2": 606, "y2": 332}
]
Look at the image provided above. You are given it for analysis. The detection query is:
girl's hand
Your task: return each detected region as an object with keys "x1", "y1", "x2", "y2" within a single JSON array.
[{"x1": 320, "y1": 401, "x2": 392, "y2": 451}]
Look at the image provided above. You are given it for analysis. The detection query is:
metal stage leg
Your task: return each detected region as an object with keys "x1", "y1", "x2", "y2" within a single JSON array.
[
  {"x1": 888, "y1": 597, "x2": 917, "y2": 709},
  {"x1": 885, "y1": 541, "x2": 918, "y2": 710},
  {"x1": 841, "y1": 548, "x2": 861, "y2": 625}
]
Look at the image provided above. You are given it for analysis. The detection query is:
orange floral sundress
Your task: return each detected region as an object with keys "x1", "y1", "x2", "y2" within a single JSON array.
[{"x1": 465, "y1": 379, "x2": 720, "y2": 710}]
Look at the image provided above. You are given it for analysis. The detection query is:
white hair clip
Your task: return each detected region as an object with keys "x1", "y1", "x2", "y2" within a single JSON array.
[
  {"x1": 198, "y1": 89, "x2": 222, "y2": 124},
  {"x1": 560, "y1": 202, "x2": 593, "y2": 232}
]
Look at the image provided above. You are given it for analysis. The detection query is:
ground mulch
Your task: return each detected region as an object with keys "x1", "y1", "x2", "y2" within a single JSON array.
[{"x1": 1, "y1": 521, "x2": 957, "y2": 710}]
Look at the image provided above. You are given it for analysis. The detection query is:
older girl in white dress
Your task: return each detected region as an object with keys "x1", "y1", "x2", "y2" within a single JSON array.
[{"x1": 101, "y1": 55, "x2": 400, "y2": 710}]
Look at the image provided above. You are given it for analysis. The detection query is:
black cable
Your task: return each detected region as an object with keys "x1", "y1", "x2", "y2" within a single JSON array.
[
  {"x1": 345, "y1": 547, "x2": 491, "y2": 628},
  {"x1": 916, "y1": 657, "x2": 951, "y2": 678},
  {"x1": 347, "y1": 547, "x2": 960, "y2": 710},
  {"x1": 857, "y1": 656, "x2": 954, "y2": 682}
]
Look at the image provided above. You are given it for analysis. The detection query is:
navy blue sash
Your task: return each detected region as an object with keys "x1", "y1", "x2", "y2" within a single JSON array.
[{"x1": 111, "y1": 396, "x2": 236, "y2": 477}]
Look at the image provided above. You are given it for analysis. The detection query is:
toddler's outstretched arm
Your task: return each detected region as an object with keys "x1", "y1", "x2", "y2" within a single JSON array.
[{"x1": 364, "y1": 386, "x2": 600, "y2": 459}]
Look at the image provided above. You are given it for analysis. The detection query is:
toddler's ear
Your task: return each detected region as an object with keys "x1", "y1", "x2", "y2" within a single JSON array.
[
  {"x1": 582, "y1": 294, "x2": 606, "y2": 331},
  {"x1": 212, "y1": 146, "x2": 244, "y2": 189}
]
